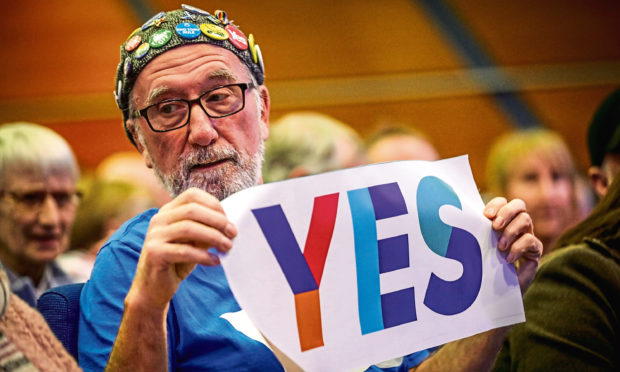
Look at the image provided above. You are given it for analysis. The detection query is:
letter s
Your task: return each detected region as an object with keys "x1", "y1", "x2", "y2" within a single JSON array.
[{"x1": 417, "y1": 176, "x2": 482, "y2": 315}]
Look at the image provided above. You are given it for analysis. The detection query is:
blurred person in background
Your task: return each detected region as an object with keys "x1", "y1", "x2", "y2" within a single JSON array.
[
  {"x1": 0, "y1": 122, "x2": 79, "y2": 306},
  {"x1": 58, "y1": 176, "x2": 157, "y2": 282},
  {"x1": 587, "y1": 87, "x2": 620, "y2": 198},
  {"x1": 0, "y1": 263, "x2": 81, "y2": 371},
  {"x1": 366, "y1": 125, "x2": 439, "y2": 163},
  {"x1": 263, "y1": 111, "x2": 366, "y2": 182},
  {"x1": 486, "y1": 129, "x2": 580, "y2": 255},
  {"x1": 493, "y1": 168, "x2": 620, "y2": 372},
  {"x1": 96, "y1": 151, "x2": 171, "y2": 207}
]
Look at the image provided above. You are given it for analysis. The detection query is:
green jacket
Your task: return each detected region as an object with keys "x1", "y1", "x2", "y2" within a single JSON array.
[{"x1": 493, "y1": 238, "x2": 620, "y2": 371}]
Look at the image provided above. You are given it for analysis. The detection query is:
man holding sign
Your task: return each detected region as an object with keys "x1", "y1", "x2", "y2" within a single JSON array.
[{"x1": 78, "y1": 5, "x2": 542, "y2": 371}]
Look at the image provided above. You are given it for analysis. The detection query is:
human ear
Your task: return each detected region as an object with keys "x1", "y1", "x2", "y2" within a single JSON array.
[
  {"x1": 257, "y1": 86, "x2": 270, "y2": 141},
  {"x1": 588, "y1": 166, "x2": 609, "y2": 198},
  {"x1": 127, "y1": 120, "x2": 153, "y2": 169}
]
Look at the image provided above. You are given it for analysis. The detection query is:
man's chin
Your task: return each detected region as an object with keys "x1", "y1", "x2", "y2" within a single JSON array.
[
  {"x1": 154, "y1": 153, "x2": 262, "y2": 199},
  {"x1": 190, "y1": 180, "x2": 244, "y2": 201}
]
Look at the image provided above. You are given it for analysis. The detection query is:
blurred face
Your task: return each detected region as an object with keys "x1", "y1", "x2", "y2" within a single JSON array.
[
  {"x1": 334, "y1": 137, "x2": 366, "y2": 169},
  {"x1": 367, "y1": 135, "x2": 439, "y2": 163},
  {"x1": 505, "y1": 153, "x2": 574, "y2": 249},
  {"x1": 0, "y1": 171, "x2": 78, "y2": 271},
  {"x1": 130, "y1": 44, "x2": 270, "y2": 200}
]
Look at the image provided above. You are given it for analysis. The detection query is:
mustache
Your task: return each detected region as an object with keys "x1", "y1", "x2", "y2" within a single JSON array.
[{"x1": 181, "y1": 146, "x2": 241, "y2": 174}]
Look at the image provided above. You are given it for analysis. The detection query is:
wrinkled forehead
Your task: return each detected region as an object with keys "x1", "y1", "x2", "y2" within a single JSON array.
[{"x1": 131, "y1": 44, "x2": 251, "y2": 104}]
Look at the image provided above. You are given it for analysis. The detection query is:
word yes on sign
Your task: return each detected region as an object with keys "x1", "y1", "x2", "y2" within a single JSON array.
[{"x1": 221, "y1": 156, "x2": 524, "y2": 372}]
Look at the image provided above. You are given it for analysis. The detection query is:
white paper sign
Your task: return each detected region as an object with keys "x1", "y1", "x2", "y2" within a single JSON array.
[{"x1": 221, "y1": 156, "x2": 524, "y2": 371}]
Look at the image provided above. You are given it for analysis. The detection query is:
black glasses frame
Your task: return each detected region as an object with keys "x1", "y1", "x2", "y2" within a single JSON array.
[{"x1": 134, "y1": 82, "x2": 255, "y2": 133}]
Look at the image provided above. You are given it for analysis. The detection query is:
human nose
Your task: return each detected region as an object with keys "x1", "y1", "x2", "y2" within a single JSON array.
[
  {"x1": 187, "y1": 102, "x2": 219, "y2": 147},
  {"x1": 37, "y1": 194, "x2": 61, "y2": 226},
  {"x1": 537, "y1": 177, "x2": 555, "y2": 198}
]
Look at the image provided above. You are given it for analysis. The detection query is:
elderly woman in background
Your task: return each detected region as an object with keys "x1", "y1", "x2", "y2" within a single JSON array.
[
  {"x1": 486, "y1": 129, "x2": 581, "y2": 255},
  {"x1": 0, "y1": 122, "x2": 79, "y2": 306}
]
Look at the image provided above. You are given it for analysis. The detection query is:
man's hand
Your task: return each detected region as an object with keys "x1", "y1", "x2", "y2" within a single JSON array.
[
  {"x1": 483, "y1": 197, "x2": 542, "y2": 292},
  {"x1": 108, "y1": 187, "x2": 238, "y2": 372},
  {"x1": 127, "y1": 187, "x2": 238, "y2": 309}
]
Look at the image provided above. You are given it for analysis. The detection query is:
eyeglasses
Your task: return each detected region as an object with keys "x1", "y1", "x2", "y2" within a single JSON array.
[
  {"x1": 134, "y1": 82, "x2": 255, "y2": 133},
  {"x1": 1, "y1": 190, "x2": 82, "y2": 213}
]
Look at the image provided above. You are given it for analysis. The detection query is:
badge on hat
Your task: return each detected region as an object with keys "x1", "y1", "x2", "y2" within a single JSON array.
[
  {"x1": 123, "y1": 57, "x2": 132, "y2": 76},
  {"x1": 182, "y1": 4, "x2": 210, "y2": 16},
  {"x1": 255, "y1": 44, "x2": 264, "y2": 73},
  {"x1": 125, "y1": 35, "x2": 142, "y2": 52},
  {"x1": 126, "y1": 27, "x2": 141, "y2": 41},
  {"x1": 200, "y1": 23, "x2": 228, "y2": 40},
  {"x1": 248, "y1": 34, "x2": 258, "y2": 63},
  {"x1": 225, "y1": 24, "x2": 248, "y2": 50},
  {"x1": 153, "y1": 16, "x2": 167, "y2": 27},
  {"x1": 116, "y1": 81, "x2": 123, "y2": 108},
  {"x1": 149, "y1": 29, "x2": 172, "y2": 48},
  {"x1": 206, "y1": 14, "x2": 221, "y2": 25},
  {"x1": 180, "y1": 10, "x2": 197, "y2": 21},
  {"x1": 214, "y1": 10, "x2": 229, "y2": 25},
  {"x1": 134, "y1": 42, "x2": 150, "y2": 59},
  {"x1": 176, "y1": 22, "x2": 201, "y2": 39},
  {"x1": 142, "y1": 11, "x2": 166, "y2": 31}
]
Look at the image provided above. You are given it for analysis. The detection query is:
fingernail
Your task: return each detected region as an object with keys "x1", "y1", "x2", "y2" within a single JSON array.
[
  {"x1": 221, "y1": 237, "x2": 233, "y2": 251},
  {"x1": 210, "y1": 253, "x2": 221, "y2": 265},
  {"x1": 498, "y1": 237, "x2": 506, "y2": 250},
  {"x1": 485, "y1": 207, "x2": 495, "y2": 215},
  {"x1": 495, "y1": 216, "x2": 504, "y2": 228},
  {"x1": 225, "y1": 223, "x2": 237, "y2": 238}
]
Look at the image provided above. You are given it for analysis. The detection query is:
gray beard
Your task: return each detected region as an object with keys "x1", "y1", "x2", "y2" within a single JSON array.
[{"x1": 151, "y1": 141, "x2": 264, "y2": 200}]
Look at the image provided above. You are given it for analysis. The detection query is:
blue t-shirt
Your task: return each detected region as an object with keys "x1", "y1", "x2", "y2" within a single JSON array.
[{"x1": 79, "y1": 209, "x2": 429, "y2": 371}]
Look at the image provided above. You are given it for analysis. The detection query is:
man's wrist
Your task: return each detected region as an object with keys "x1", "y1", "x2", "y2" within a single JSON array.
[{"x1": 124, "y1": 285, "x2": 170, "y2": 318}]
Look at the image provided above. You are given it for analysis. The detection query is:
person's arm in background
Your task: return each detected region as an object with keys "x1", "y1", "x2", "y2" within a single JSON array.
[
  {"x1": 413, "y1": 197, "x2": 542, "y2": 372},
  {"x1": 492, "y1": 243, "x2": 618, "y2": 371}
]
